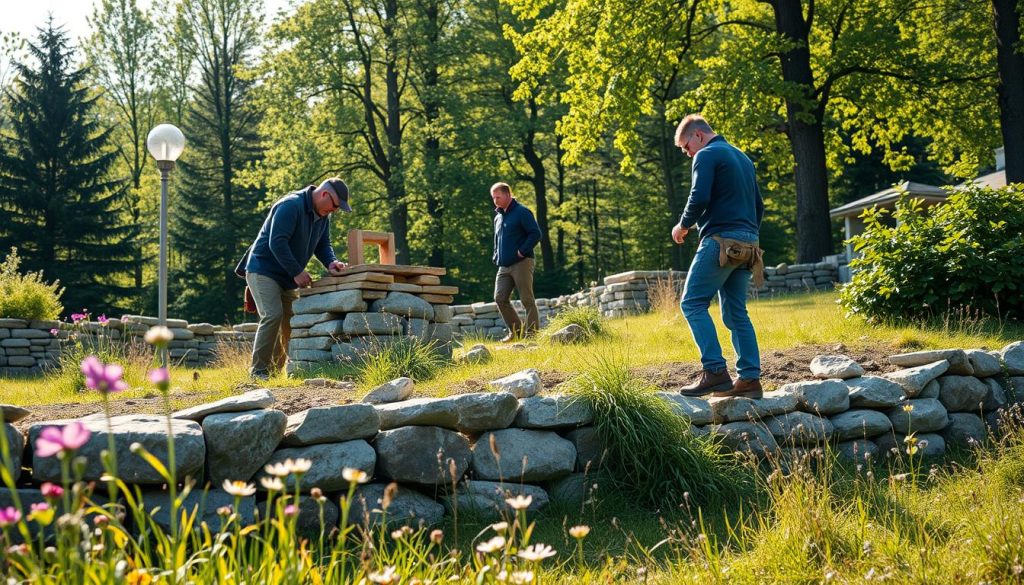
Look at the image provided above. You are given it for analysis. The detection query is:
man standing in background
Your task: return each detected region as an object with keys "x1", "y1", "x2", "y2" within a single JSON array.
[
  {"x1": 672, "y1": 115, "x2": 765, "y2": 399},
  {"x1": 491, "y1": 182, "x2": 542, "y2": 342},
  {"x1": 235, "y1": 178, "x2": 352, "y2": 379}
]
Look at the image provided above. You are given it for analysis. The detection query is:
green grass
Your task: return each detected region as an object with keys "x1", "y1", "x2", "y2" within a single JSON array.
[{"x1": 2, "y1": 291, "x2": 1021, "y2": 407}]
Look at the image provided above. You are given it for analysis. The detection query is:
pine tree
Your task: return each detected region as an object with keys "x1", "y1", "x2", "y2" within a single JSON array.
[
  {"x1": 0, "y1": 21, "x2": 139, "y2": 315},
  {"x1": 169, "y1": 0, "x2": 265, "y2": 323}
]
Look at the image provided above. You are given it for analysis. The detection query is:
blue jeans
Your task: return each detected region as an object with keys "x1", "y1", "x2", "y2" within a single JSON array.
[{"x1": 680, "y1": 230, "x2": 761, "y2": 380}]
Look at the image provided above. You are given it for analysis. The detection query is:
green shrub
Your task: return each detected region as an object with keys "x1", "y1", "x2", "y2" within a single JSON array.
[
  {"x1": 567, "y1": 355, "x2": 752, "y2": 507},
  {"x1": 839, "y1": 184, "x2": 1024, "y2": 323},
  {"x1": 543, "y1": 305, "x2": 604, "y2": 339},
  {"x1": 0, "y1": 247, "x2": 63, "y2": 320}
]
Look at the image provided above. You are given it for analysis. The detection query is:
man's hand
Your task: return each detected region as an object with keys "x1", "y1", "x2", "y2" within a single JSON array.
[
  {"x1": 671, "y1": 224, "x2": 689, "y2": 245},
  {"x1": 293, "y1": 271, "x2": 313, "y2": 288},
  {"x1": 328, "y1": 261, "x2": 348, "y2": 275}
]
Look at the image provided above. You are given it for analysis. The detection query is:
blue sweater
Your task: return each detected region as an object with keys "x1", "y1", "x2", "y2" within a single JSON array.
[
  {"x1": 493, "y1": 199, "x2": 542, "y2": 267},
  {"x1": 679, "y1": 136, "x2": 764, "y2": 240},
  {"x1": 240, "y1": 187, "x2": 338, "y2": 289}
]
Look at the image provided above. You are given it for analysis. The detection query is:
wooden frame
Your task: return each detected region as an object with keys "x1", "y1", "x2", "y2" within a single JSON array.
[{"x1": 347, "y1": 229, "x2": 396, "y2": 265}]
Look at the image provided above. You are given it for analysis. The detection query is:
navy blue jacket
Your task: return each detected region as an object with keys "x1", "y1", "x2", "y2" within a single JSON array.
[
  {"x1": 493, "y1": 199, "x2": 542, "y2": 267},
  {"x1": 679, "y1": 136, "x2": 764, "y2": 240},
  {"x1": 237, "y1": 186, "x2": 339, "y2": 289}
]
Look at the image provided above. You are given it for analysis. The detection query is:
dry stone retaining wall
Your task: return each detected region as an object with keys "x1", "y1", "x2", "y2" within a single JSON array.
[
  {"x1": 0, "y1": 316, "x2": 254, "y2": 377},
  {"x1": 3, "y1": 341, "x2": 1022, "y2": 531}
]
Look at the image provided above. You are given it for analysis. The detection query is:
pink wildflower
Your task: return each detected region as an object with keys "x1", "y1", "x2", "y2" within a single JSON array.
[
  {"x1": 0, "y1": 506, "x2": 21, "y2": 527},
  {"x1": 35, "y1": 422, "x2": 92, "y2": 458},
  {"x1": 80, "y1": 356, "x2": 128, "y2": 394}
]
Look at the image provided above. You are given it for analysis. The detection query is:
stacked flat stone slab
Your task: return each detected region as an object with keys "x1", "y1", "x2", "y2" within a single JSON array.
[
  {"x1": 0, "y1": 315, "x2": 255, "y2": 376},
  {"x1": 4, "y1": 341, "x2": 1022, "y2": 538},
  {"x1": 284, "y1": 265, "x2": 458, "y2": 373},
  {"x1": 759, "y1": 262, "x2": 839, "y2": 295}
]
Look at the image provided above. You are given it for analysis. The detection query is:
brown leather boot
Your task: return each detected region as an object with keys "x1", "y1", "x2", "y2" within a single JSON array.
[
  {"x1": 712, "y1": 378, "x2": 763, "y2": 399},
  {"x1": 678, "y1": 369, "x2": 733, "y2": 397}
]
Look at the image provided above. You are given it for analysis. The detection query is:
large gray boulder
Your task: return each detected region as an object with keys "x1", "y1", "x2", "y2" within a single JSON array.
[
  {"x1": 966, "y1": 349, "x2": 1003, "y2": 378},
  {"x1": 472, "y1": 428, "x2": 575, "y2": 482},
  {"x1": 657, "y1": 393, "x2": 713, "y2": 425},
  {"x1": 29, "y1": 415, "x2": 205, "y2": 484},
  {"x1": 885, "y1": 398, "x2": 949, "y2": 434},
  {"x1": 294, "y1": 494, "x2": 340, "y2": 541},
  {"x1": 203, "y1": 409, "x2": 287, "y2": 485},
  {"x1": 513, "y1": 395, "x2": 593, "y2": 429},
  {"x1": 564, "y1": 427, "x2": 605, "y2": 472},
  {"x1": 361, "y1": 377, "x2": 415, "y2": 404},
  {"x1": 781, "y1": 379, "x2": 850, "y2": 415},
  {"x1": 343, "y1": 312, "x2": 404, "y2": 336},
  {"x1": 3, "y1": 424, "x2": 23, "y2": 481},
  {"x1": 0, "y1": 404, "x2": 30, "y2": 423},
  {"x1": 919, "y1": 379, "x2": 940, "y2": 399},
  {"x1": 142, "y1": 489, "x2": 255, "y2": 533},
  {"x1": 290, "y1": 313, "x2": 335, "y2": 329},
  {"x1": 374, "y1": 426, "x2": 471, "y2": 486},
  {"x1": 760, "y1": 391, "x2": 800, "y2": 415},
  {"x1": 443, "y1": 481, "x2": 549, "y2": 519},
  {"x1": 293, "y1": 290, "x2": 366, "y2": 315},
  {"x1": 709, "y1": 422, "x2": 778, "y2": 457},
  {"x1": 545, "y1": 473, "x2": 590, "y2": 506},
  {"x1": 488, "y1": 369, "x2": 542, "y2": 398},
  {"x1": 173, "y1": 389, "x2": 276, "y2": 422},
  {"x1": 939, "y1": 413, "x2": 987, "y2": 448},
  {"x1": 844, "y1": 376, "x2": 905, "y2": 408},
  {"x1": 889, "y1": 349, "x2": 973, "y2": 376},
  {"x1": 1002, "y1": 341, "x2": 1024, "y2": 376},
  {"x1": 708, "y1": 396, "x2": 768, "y2": 424},
  {"x1": 764, "y1": 411, "x2": 833, "y2": 446},
  {"x1": 253, "y1": 441, "x2": 376, "y2": 492},
  {"x1": 375, "y1": 393, "x2": 520, "y2": 433},
  {"x1": 809, "y1": 355, "x2": 864, "y2": 379},
  {"x1": 371, "y1": 292, "x2": 435, "y2": 321},
  {"x1": 936, "y1": 375, "x2": 989, "y2": 413},
  {"x1": 281, "y1": 404, "x2": 379, "y2": 446},
  {"x1": 876, "y1": 432, "x2": 945, "y2": 458},
  {"x1": 549, "y1": 324, "x2": 587, "y2": 345},
  {"x1": 982, "y1": 378, "x2": 1008, "y2": 411},
  {"x1": 883, "y1": 360, "x2": 949, "y2": 397},
  {"x1": 347, "y1": 483, "x2": 444, "y2": 529},
  {"x1": 460, "y1": 344, "x2": 492, "y2": 365},
  {"x1": 836, "y1": 439, "x2": 879, "y2": 462},
  {"x1": 830, "y1": 409, "x2": 892, "y2": 441}
]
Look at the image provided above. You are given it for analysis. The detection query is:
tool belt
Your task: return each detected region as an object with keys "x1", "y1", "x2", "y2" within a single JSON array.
[{"x1": 711, "y1": 235, "x2": 765, "y2": 288}]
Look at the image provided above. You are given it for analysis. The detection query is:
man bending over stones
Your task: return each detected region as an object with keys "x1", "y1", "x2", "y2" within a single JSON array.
[
  {"x1": 235, "y1": 178, "x2": 352, "y2": 380},
  {"x1": 672, "y1": 115, "x2": 765, "y2": 399}
]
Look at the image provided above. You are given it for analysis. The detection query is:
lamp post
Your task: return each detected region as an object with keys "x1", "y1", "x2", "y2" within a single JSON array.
[{"x1": 146, "y1": 124, "x2": 185, "y2": 367}]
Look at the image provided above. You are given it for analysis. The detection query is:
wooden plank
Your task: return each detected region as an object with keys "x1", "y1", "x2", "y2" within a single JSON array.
[
  {"x1": 297, "y1": 281, "x2": 390, "y2": 297},
  {"x1": 313, "y1": 272, "x2": 394, "y2": 287},
  {"x1": 419, "y1": 294, "x2": 455, "y2": 304},
  {"x1": 387, "y1": 283, "x2": 423, "y2": 293},
  {"x1": 406, "y1": 275, "x2": 441, "y2": 285},
  {"x1": 420, "y1": 285, "x2": 458, "y2": 295},
  {"x1": 362, "y1": 290, "x2": 387, "y2": 300},
  {"x1": 334, "y1": 264, "x2": 446, "y2": 277}
]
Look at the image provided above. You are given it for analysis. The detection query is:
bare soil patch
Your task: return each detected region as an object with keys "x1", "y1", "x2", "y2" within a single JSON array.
[{"x1": 15, "y1": 342, "x2": 899, "y2": 431}]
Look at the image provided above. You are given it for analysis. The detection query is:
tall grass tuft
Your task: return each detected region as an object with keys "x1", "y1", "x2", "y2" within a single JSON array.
[
  {"x1": 567, "y1": 354, "x2": 752, "y2": 508},
  {"x1": 356, "y1": 337, "x2": 447, "y2": 387},
  {"x1": 648, "y1": 272, "x2": 685, "y2": 315},
  {"x1": 544, "y1": 305, "x2": 604, "y2": 339}
]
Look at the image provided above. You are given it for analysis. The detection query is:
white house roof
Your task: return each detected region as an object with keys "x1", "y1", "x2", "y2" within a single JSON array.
[
  {"x1": 829, "y1": 180, "x2": 947, "y2": 219},
  {"x1": 960, "y1": 169, "x2": 1006, "y2": 189}
]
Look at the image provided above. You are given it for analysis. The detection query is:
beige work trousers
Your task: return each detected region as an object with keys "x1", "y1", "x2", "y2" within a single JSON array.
[{"x1": 246, "y1": 272, "x2": 299, "y2": 375}]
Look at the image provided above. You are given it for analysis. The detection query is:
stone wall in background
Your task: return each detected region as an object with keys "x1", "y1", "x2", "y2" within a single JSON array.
[
  {"x1": 3, "y1": 342, "x2": 1022, "y2": 532},
  {"x1": 0, "y1": 316, "x2": 255, "y2": 377}
]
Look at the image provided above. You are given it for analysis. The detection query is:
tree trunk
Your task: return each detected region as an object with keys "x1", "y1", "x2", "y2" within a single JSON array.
[
  {"x1": 991, "y1": 0, "x2": 1024, "y2": 184},
  {"x1": 521, "y1": 98, "x2": 555, "y2": 273},
  {"x1": 657, "y1": 102, "x2": 686, "y2": 270},
  {"x1": 422, "y1": 0, "x2": 444, "y2": 267},
  {"x1": 384, "y1": 0, "x2": 410, "y2": 263},
  {"x1": 555, "y1": 136, "x2": 566, "y2": 268},
  {"x1": 773, "y1": 0, "x2": 833, "y2": 262}
]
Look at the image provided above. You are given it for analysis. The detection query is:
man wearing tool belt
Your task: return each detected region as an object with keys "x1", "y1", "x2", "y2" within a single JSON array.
[{"x1": 671, "y1": 115, "x2": 766, "y2": 398}]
